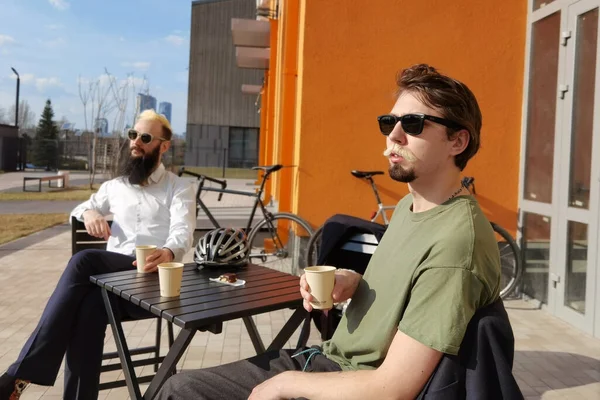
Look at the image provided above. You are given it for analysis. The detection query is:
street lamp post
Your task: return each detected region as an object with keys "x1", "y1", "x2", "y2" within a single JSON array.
[{"x1": 11, "y1": 67, "x2": 20, "y2": 128}]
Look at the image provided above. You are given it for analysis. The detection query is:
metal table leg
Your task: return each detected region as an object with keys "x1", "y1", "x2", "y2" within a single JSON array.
[
  {"x1": 144, "y1": 327, "x2": 196, "y2": 400},
  {"x1": 296, "y1": 311, "x2": 313, "y2": 349},
  {"x1": 242, "y1": 316, "x2": 266, "y2": 354},
  {"x1": 101, "y1": 288, "x2": 143, "y2": 400},
  {"x1": 267, "y1": 307, "x2": 309, "y2": 351}
]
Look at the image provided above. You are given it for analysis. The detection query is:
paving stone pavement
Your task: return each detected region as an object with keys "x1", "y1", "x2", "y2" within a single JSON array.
[{"x1": 0, "y1": 230, "x2": 599, "y2": 399}]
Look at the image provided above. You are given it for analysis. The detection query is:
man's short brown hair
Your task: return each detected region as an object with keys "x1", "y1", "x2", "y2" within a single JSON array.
[{"x1": 396, "y1": 64, "x2": 482, "y2": 171}]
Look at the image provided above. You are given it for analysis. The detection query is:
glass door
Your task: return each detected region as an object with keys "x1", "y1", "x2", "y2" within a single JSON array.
[{"x1": 554, "y1": 0, "x2": 600, "y2": 334}]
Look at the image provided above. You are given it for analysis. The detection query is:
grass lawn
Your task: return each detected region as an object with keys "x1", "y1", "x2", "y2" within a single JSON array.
[
  {"x1": 0, "y1": 185, "x2": 100, "y2": 201},
  {"x1": 0, "y1": 213, "x2": 69, "y2": 245}
]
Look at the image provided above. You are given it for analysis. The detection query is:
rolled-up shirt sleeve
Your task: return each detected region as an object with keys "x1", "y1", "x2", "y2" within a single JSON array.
[
  {"x1": 163, "y1": 181, "x2": 196, "y2": 261},
  {"x1": 69, "y1": 181, "x2": 111, "y2": 223}
]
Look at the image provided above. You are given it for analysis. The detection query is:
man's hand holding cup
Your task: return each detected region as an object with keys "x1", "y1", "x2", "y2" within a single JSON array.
[
  {"x1": 133, "y1": 247, "x2": 174, "y2": 273},
  {"x1": 300, "y1": 267, "x2": 361, "y2": 312}
]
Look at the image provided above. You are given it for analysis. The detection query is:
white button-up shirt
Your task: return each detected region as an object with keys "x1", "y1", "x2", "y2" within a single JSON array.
[{"x1": 70, "y1": 164, "x2": 197, "y2": 261}]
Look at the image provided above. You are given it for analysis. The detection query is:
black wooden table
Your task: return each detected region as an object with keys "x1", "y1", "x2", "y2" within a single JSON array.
[{"x1": 91, "y1": 263, "x2": 311, "y2": 400}]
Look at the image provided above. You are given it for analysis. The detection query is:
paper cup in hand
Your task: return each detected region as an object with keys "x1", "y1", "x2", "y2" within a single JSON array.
[
  {"x1": 158, "y1": 262, "x2": 184, "y2": 297},
  {"x1": 135, "y1": 245, "x2": 157, "y2": 273},
  {"x1": 304, "y1": 266, "x2": 336, "y2": 310}
]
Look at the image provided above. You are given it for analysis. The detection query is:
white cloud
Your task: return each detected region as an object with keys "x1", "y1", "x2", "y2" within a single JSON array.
[
  {"x1": 10, "y1": 73, "x2": 61, "y2": 92},
  {"x1": 164, "y1": 35, "x2": 186, "y2": 46},
  {"x1": 20, "y1": 73, "x2": 36, "y2": 84},
  {"x1": 9, "y1": 73, "x2": 35, "y2": 83},
  {"x1": 39, "y1": 37, "x2": 66, "y2": 48},
  {"x1": 0, "y1": 35, "x2": 16, "y2": 47},
  {"x1": 49, "y1": 0, "x2": 70, "y2": 10},
  {"x1": 46, "y1": 24, "x2": 65, "y2": 30},
  {"x1": 35, "y1": 77, "x2": 61, "y2": 92},
  {"x1": 122, "y1": 61, "x2": 151, "y2": 70},
  {"x1": 122, "y1": 76, "x2": 148, "y2": 90},
  {"x1": 97, "y1": 73, "x2": 113, "y2": 87}
]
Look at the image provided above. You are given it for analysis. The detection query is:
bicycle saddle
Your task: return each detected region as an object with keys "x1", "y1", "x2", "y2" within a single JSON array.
[
  {"x1": 252, "y1": 164, "x2": 283, "y2": 173},
  {"x1": 351, "y1": 170, "x2": 384, "y2": 178}
]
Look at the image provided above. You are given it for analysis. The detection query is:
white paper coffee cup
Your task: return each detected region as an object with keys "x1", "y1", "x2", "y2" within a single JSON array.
[
  {"x1": 304, "y1": 266, "x2": 336, "y2": 309},
  {"x1": 135, "y1": 245, "x2": 157, "y2": 273},
  {"x1": 158, "y1": 262, "x2": 184, "y2": 297}
]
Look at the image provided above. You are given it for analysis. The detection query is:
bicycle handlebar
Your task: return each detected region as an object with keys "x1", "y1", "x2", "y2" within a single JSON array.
[{"x1": 178, "y1": 167, "x2": 228, "y2": 201}]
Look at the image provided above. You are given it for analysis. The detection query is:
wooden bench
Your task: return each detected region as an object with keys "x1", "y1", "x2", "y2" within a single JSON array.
[
  {"x1": 71, "y1": 217, "x2": 174, "y2": 391},
  {"x1": 23, "y1": 175, "x2": 65, "y2": 192}
]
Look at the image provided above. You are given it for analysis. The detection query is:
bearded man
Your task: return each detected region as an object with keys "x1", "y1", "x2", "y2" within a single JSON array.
[{"x1": 1, "y1": 109, "x2": 196, "y2": 400}]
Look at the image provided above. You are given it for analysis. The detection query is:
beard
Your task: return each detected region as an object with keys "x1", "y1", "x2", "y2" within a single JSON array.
[
  {"x1": 119, "y1": 145, "x2": 161, "y2": 185},
  {"x1": 388, "y1": 163, "x2": 417, "y2": 183}
]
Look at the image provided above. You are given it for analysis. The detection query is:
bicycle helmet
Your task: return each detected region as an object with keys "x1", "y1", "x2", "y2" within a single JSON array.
[{"x1": 194, "y1": 227, "x2": 249, "y2": 267}]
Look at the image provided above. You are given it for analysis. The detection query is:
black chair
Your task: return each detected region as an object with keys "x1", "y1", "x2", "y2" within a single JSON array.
[
  {"x1": 417, "y1": 299, "x2": 523, "y2": 399},
  {"x1": 71, "y1": 217, "x2": 174, "y2": 391}
]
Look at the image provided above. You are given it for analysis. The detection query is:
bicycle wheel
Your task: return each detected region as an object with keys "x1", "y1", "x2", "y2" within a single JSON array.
[
  {"x1": 247, "y1": 212, "x2": 314, "y2": 276},
  {"x1": 306, "y1": 225, "x2": 324, "y2": 267},
  {"x1": 491, "y1": 222, "x2": 522, "y2": 299}
]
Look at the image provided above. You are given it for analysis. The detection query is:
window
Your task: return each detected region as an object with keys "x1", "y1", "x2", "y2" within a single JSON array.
[{"x1": 228, "y1": 127, "x2": 258, "y2": 168}]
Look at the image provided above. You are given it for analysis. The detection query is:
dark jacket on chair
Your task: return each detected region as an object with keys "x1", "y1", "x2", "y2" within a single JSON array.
[{"x1": 417, "y1": 299, "x2": 524, "y2": 400}]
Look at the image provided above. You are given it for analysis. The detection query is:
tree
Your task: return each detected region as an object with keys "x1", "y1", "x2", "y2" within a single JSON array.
[
  {"x1": 0, "y1": 106, "x2": 6, "y2": 124},
  {"x1": 32, "y1": 99, "x2": 59, "y2": 170},
  {"x1": 79, "y1": 72, "x2": 118, "y2": 188},
  {"x1": 8, "y1": 100, "x2": 36, "y2": 131},
  {"x1": 79, "y1": 70, "x2": 148, "y2": 187}
]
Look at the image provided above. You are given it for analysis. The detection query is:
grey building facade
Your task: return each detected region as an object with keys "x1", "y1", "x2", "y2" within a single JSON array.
[{"x1": 185, "y1": 0, "x2": 262, "y2": 168}]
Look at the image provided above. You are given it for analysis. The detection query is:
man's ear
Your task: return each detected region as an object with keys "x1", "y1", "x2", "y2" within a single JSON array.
[
  {"x1": 449, "y1": 129, "x2": 469, "y2": 156},
  {"x1": 160, "y1": 140, "x2": 171, "y2": 155}
]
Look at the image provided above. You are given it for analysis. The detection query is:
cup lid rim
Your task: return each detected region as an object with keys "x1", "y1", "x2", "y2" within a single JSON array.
[{"x1": 158, "y1": 262, "x2": 184, "y2": 268}]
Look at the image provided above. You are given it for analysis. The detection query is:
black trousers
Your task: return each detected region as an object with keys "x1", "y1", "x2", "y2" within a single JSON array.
[
  {"x1": 156, "y1": 347, "x2": 342, "y2": 400},
  {"x1": 7, "y1": 249, "x2": 152, "y2": 400}
]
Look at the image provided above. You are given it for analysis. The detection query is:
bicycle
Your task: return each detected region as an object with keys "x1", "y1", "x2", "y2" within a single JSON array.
[
  {"x1": 178, "y1": 165, "x2": 314, "y2": 276},
  {"x1": 305, "y1": 173, "x2": 522, "y2": 299},
  {"x1": 461, "y1": 176, "x2": 522, "y2": 299},
  {"x1": 306, "y1": 169, "x2": 392, "y2": 267}
]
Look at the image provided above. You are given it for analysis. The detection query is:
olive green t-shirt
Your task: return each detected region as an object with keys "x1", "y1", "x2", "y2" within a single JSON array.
[{"x1": 322, "y1": 194, "x2": 501, "y2": 370}]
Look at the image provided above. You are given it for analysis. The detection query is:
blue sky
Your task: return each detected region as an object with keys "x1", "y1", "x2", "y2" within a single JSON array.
[{"x1": 0, "y1": 0, "x2": 191, "y2": 134}]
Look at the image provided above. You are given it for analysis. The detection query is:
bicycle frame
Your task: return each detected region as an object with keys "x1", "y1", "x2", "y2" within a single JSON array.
[
  {"x1": 371, "y1": 204, "x2": 395, "y2": 225},
  {"x1": 180, "y1": 168, "x2": 274, "y2": 233},
  {"x1": 364, "y1": 175, "x2": 393, "y2": 225}
]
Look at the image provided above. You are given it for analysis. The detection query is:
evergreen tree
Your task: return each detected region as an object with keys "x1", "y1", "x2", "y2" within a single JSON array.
[{"x1": 32, "y1": 99, "x2": 59, "y2": 170}]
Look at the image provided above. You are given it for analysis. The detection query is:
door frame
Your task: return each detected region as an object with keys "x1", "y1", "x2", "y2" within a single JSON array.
[{"x1": 520, "y1": 0, "x2": 600, "y2": 337}]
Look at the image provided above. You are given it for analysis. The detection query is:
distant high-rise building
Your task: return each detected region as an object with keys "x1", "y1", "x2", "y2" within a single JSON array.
[
  {"x1": 136, "y1": 93, "x2": 157, "y2": 116},
  {"x1": 94, "y1": 118, "x2": 109, "y2": 136},
  {"x1": 159, "y1": 102, "x2": 172, "y2": 124}
]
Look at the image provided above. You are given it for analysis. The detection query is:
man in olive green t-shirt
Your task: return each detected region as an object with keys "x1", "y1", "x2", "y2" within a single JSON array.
[
  {"x1": 156, "y1": 64, "x2": 501, "y2": 400},
  {"x1": 322, "y1": 192, "x2": 501, "y2": 370}
]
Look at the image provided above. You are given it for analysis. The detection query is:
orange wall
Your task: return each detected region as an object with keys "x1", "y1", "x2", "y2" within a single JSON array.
[{"x1": 292, "y1": 0, "x2": 527, "y2": 234}]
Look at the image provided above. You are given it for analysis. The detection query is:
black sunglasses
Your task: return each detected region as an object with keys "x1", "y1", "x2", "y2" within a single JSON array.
[
  {"x1": 377, "y1": 113, "x2": 465, "y2": 136},
  {"x1": 127, "y1": 129, "x2": 169, "y2": 144}
]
